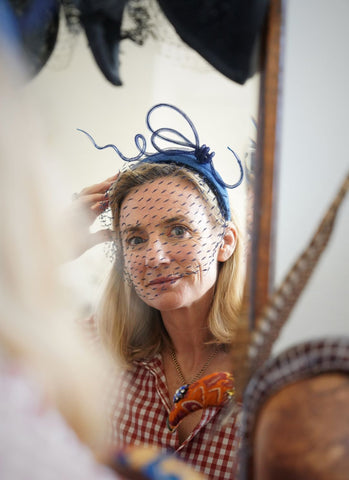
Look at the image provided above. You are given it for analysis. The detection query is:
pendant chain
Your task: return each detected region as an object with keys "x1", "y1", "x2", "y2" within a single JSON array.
[{"x1": 170, "y1": 345, "x2": 220, "y2": 385}]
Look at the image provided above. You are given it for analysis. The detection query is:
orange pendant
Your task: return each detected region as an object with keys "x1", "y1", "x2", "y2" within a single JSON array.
[{"x1": 167, "y1": 371, "x2": 235, "y2": 432}]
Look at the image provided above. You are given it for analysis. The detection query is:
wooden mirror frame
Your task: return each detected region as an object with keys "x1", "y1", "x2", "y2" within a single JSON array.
[{"x1": 246, "y1": 0, "x2": 285, "y2": 328}]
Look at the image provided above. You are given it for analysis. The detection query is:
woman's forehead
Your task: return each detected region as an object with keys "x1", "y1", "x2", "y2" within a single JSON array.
[
  {"x1": 120, "y1": 175, "x2": 211, "y2": 223},
  {"x1": 125, "y1": 175, "x2": 198, "y2": 198}
]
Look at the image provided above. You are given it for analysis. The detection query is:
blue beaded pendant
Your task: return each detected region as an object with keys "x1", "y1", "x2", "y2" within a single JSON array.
[{"x1": 173, "y1": 384, "x2": 189, "y2": 403}]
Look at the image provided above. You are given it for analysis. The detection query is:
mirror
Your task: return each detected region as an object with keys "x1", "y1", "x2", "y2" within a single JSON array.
[{"x1": 22, "y1": 2, "x2": 262, "y2": 312}]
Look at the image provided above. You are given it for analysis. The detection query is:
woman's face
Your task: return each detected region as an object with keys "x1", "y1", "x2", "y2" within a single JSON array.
[{"x1": 119, "y1": 175, "x2": 226, "y2": 312}]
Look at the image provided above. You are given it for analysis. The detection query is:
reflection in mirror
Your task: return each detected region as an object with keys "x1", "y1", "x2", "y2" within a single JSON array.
[
  {"x1": 13, "y1": 1, "x2": 272, "y2": 478},
  {"x1": 23, "y1": 2, "x2": 261, "y2": 321}
]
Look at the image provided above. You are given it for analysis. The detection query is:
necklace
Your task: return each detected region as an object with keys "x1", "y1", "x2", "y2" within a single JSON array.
[{"x1": 169, "y1": 345, "x2": 220, "y2": 385}]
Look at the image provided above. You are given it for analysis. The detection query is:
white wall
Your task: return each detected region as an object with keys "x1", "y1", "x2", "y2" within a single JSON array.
[
  {"x1": 23, "y1": 11, "x2": 258, "y2": 309},
  {"x1": 273, "y1": 0, "x2": 349, "y2": 353}
]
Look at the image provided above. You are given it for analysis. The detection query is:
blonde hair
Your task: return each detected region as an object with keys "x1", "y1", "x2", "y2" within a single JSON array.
[
  {"x1": 97, "y1": 162, "x2": 245, "y2": 368},
  {"x1": 0, "y1": 54, "x2": 111, "y2": 461}
]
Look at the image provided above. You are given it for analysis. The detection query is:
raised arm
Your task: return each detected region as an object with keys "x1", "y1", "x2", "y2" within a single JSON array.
[{"x1": 65, "y1": 174, "x2": 118, "y2": 259}]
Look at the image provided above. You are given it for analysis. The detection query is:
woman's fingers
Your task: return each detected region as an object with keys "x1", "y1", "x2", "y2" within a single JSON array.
[
  {"x1": 73, "y1": 174, "x2": 118, "y2": 217},
  {"x1": 78, "y1": 192, "x2": 109, "y2": 207},
  {"x1": 75, "y1": 173, "x2": 118, "y2": 198},
  {"x1": 76, "y1": 194, "x2": 110, "y2": 221},
  {"x1": 78, "y1": 180, "x2": 112, "y2": 197},
  {"x1": 105, "y1": 173, "x2": 119, "y2": 182},
  {"x1": 65, "y1": 174, "x2": 118, "y2": 259}
]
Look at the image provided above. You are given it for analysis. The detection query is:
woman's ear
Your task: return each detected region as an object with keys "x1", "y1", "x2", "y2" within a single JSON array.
[{"x1": 217, "y1": 224, "x2": 237, "y2": 262}]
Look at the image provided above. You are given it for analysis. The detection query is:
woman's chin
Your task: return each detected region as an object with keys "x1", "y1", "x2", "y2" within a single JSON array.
[
  {"x1": 138, "y1": 286, "x2": 189, "y2": 312},
  {"x1": 136, "y1": 277, "x2": 216, "y2": 313}
]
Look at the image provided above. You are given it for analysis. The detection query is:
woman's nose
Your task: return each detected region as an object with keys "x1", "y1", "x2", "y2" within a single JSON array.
[{"x1": 144, "y1": 237, "x2": 171, "y2": 267}]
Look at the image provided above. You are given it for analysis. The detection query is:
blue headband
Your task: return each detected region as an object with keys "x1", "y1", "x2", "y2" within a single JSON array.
[{"x1": 78, "y1": 103, "x2": 243, "y2": 220}]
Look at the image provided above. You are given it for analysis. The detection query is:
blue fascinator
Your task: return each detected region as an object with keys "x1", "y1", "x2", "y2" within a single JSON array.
[{"x1": 78, "y1": 103, "x2": 243, "y2": 221}]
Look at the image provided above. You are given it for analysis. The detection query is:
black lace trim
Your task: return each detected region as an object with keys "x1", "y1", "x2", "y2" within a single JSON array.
[
  {"x1": 61, "y1": 0, "x2": 156, "y2": 45},
  {"x1": 121, "y1": 0, "x2": 157, "y2": 45}
]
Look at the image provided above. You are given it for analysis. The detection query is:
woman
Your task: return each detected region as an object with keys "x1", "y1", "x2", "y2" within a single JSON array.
[
  {"x1": 0, "y1": 30, "x2": 204, "y2": 479},
  {"x1": 77, "y1": 104, "x2": 245, "y2": 479}
]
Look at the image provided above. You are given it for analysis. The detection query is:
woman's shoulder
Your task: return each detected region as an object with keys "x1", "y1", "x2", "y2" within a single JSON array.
[{"x1": 111, "y1": 353, "x2": 165, "y2": 392}]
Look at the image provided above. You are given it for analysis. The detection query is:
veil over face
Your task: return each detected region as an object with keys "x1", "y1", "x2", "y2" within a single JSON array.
[
  {"x1": 94, "y1": 105, "x2": 245, "y2": 366},
  {"x1": 119, "y1": 174, "x2": 228, "y2": 312}
]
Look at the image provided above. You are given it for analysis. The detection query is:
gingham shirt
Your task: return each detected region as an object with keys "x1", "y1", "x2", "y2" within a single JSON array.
[{"x1": 109, "y1": 353, "x2": 240, "y2": 480}]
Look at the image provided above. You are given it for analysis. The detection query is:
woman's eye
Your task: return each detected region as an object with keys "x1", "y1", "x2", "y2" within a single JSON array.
[
  {"x1": 170, "y1": 225, "x2": 188, "y2": 237},
  {"x1": 127, "y1": 236, "x2": 145, "y2": 246}
]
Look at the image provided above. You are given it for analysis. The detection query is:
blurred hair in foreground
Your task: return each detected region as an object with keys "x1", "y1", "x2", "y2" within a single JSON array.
[{"x1": 0, "y1": 21, "x2": 114, "y2": 468}]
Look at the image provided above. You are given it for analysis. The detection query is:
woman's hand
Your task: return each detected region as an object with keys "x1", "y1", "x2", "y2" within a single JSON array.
[{"x1": 65, "y1": 174, "x2": 118, "y2": 259}]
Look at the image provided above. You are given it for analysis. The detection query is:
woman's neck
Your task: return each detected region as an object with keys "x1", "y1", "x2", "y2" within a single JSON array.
[{"x1": 160, "y1": 293, "x2": 215, "y2": 365}]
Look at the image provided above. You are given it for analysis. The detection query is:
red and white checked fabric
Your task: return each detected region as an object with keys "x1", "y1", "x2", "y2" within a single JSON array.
[{"x1": 109, "y1": 353, "x2": 241, "y2": 480}]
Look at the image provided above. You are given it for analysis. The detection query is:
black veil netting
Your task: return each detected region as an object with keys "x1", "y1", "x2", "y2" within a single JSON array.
[{"x1": 7, "y1": 0, "x2": 269, "y2": 86}]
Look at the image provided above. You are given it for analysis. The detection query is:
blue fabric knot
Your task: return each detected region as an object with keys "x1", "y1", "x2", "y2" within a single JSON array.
[
  {"x1": 195, "y1": 144, "x2": 215, "y2": 164},
  {"x1": 78, "y1": 103, "x2": 244, "y2": 221}
]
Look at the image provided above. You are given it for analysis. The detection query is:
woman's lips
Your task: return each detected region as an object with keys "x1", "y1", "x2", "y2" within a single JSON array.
[{"x1": 147, "y1": 276, "x2": 181, "y2": 287}]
